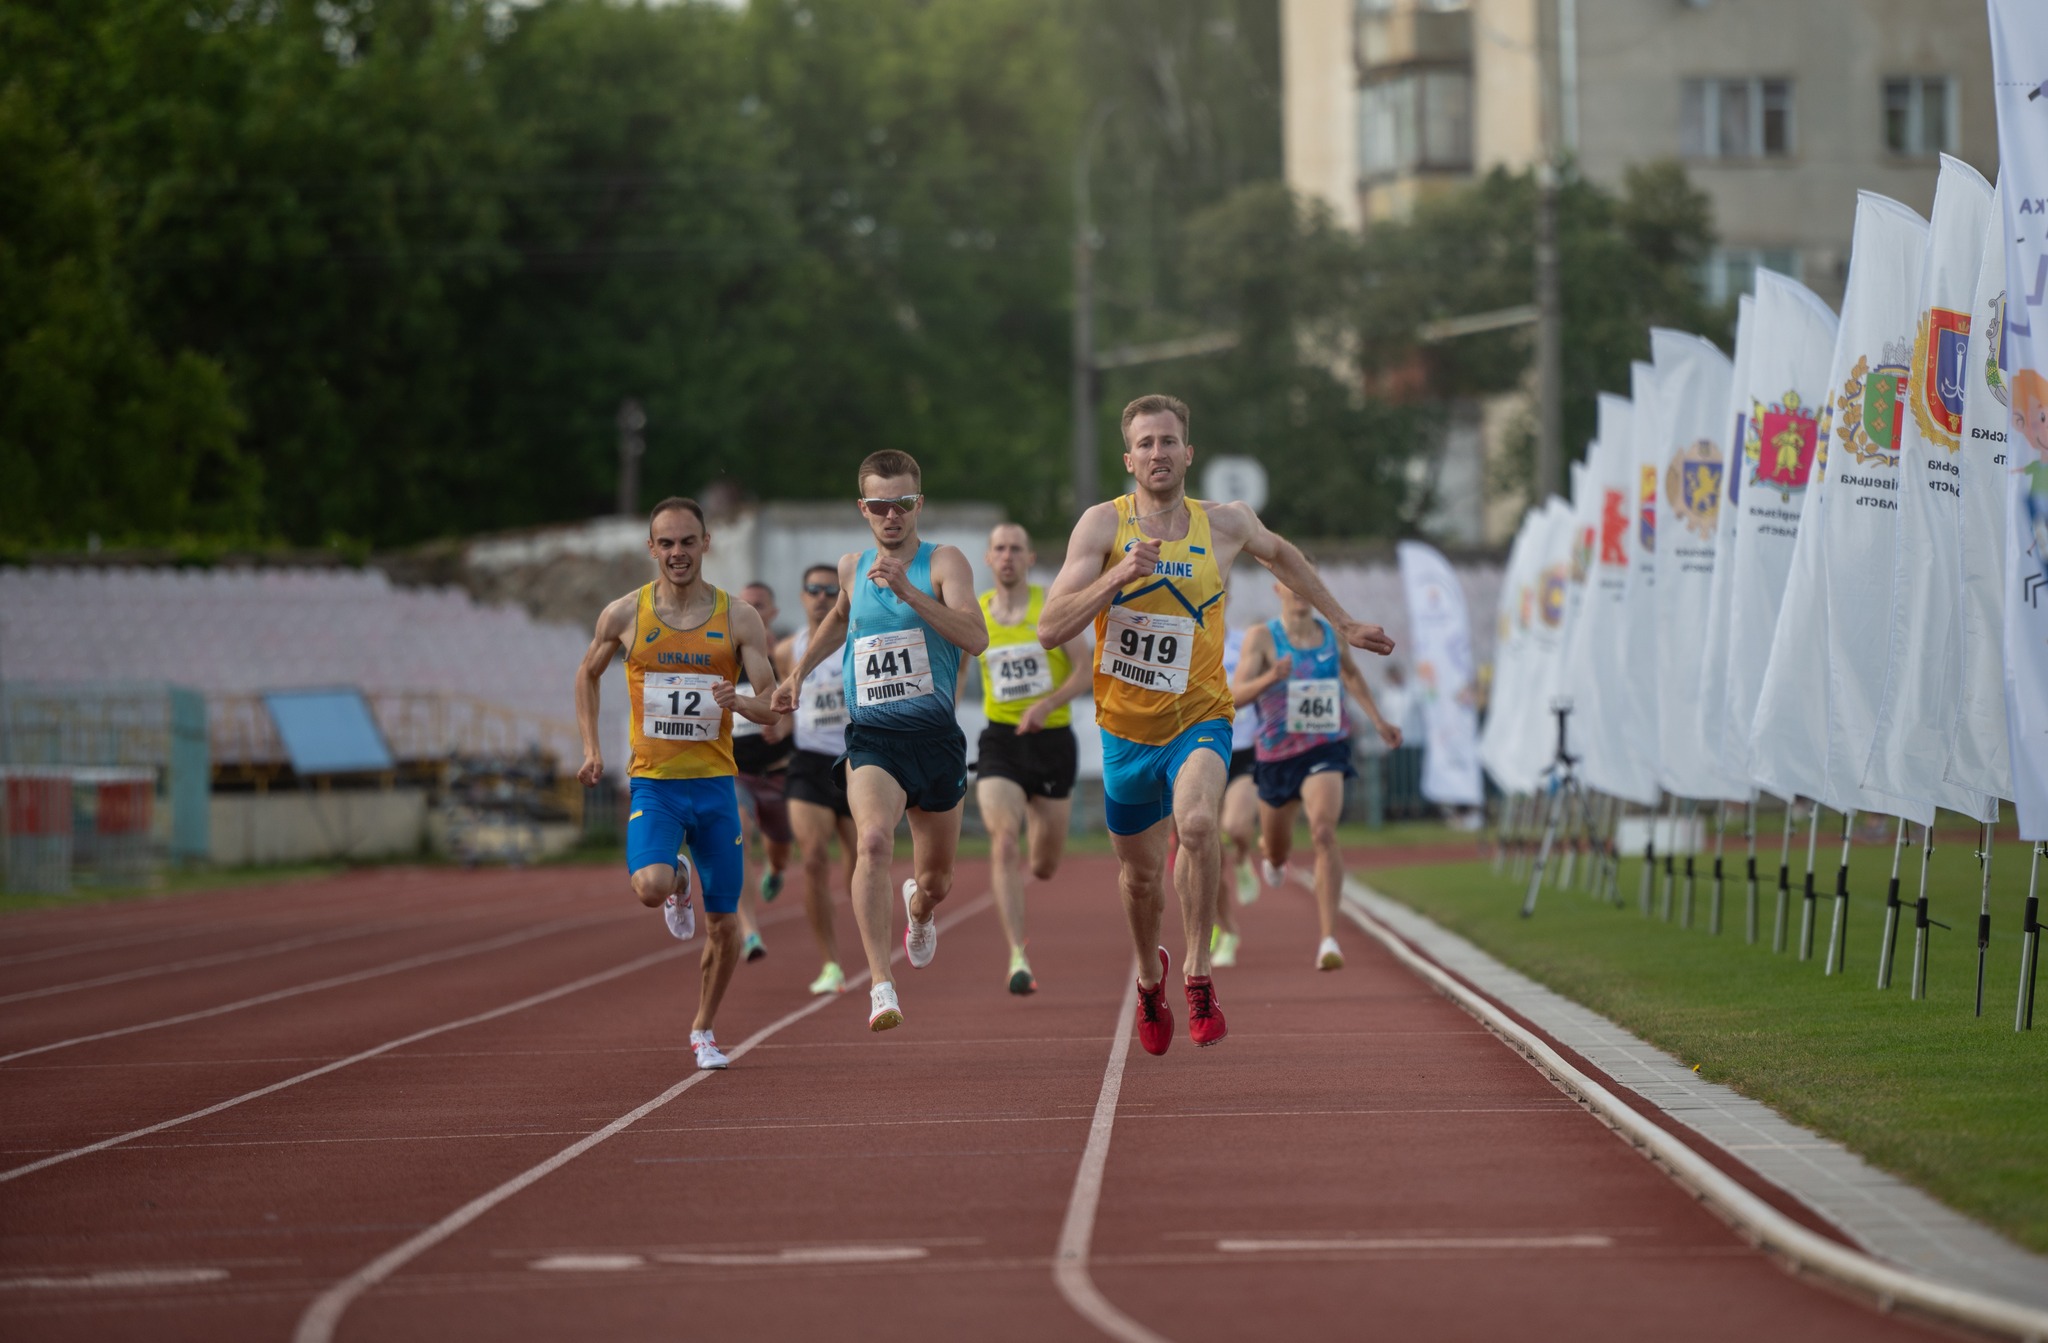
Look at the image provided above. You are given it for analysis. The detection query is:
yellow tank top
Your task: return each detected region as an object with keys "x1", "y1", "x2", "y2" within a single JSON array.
[
  {"x1": 626, "y1": 584, "x2": 739, "y2": 780},
  {"x1": 1093, "y1": 495, "x2": 1233, "y2": 745},
  {"x1": 980, "y1": 585, "x2": 1073, "y2": 728}
]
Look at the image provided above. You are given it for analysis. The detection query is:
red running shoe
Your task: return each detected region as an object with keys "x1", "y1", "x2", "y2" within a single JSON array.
[
  {"x1": 1135, "y1": 947, "x2": 1173, "y2": 1056},
  {"x1": 1186, "y1": 974, "x2": 1226, "y2": 1046}
]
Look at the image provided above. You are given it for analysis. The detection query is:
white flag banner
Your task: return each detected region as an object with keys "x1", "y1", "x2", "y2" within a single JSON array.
[
  {"x1": 1396, "y1": 540, "x2": 1485, "y2": 807},
  {"x1": 1946, "y1": 180, "x2": 2016, "y2": 800},
  {"x1": 1480, "y1": 510, "x2": 1545, "y2": 794},
  {"x1": 1648, "y1": 327, "x2": 1748, "y2": 800},
  {"x1": 1563, "y1": 395, "x2": 1660, "y2": 805},
  {"x1": 1990, "y1": 0, "x2": 2048, "y2": 841},
  {"x1": 1696, "y1": 294, "x2": 1754, "y2": 783},
  {"x1": 1752, "y1": 195, "x2": 1928, "y2": 810},
  {"x1": 1864, "y1": 156, "x2": 1999, "y2": 821},
  {"x1": 1725, "y1": 271, "x2": 1839, "y2": 785},
  {"x1": 1624, "y1": 359, "x2": 1666, "y2": 785},
  {"x1": 1818, "y1": 191, "x2": 1936, "y2": 824},
  {"x1": 1496, "y1": 499, "x2": 1581, "y2": 790}
]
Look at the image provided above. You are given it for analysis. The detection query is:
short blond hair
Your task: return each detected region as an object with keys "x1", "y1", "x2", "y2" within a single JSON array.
[
  {"x1": 857, "y1": 450, "x2": 922, "y2": 495},
  {"x1": 1120, "y1": 394, "x2": 1190, "y2": 444}
]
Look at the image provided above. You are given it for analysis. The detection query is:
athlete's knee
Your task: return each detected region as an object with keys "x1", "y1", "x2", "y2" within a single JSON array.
[
  {"x1": 1175, "y1": 808, "x2": 1219, "y2": 851},
  {"x1": 704, "y1": 909, "x2": 740, "y2": 944},
  {"x1": 917, "y1": 867, "x2": 953, "y2": 903},
  {"x1": 630, "y1": 867, "x2": 672, "y2": 907},
  {"x1": 1309, "y1": 815, "x2": 1339, "y2": 850},
  {"x1": 855, "y1": 825, "x2": 893, "y2": 866},
  {"x1": 1029, "y1": 850, "x2": 1060, "y2": 881}
]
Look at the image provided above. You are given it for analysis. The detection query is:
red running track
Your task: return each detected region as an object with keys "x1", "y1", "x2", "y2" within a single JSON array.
[{"x1": 0, "y1": 856, "x2": 1964, "y2": 1342}]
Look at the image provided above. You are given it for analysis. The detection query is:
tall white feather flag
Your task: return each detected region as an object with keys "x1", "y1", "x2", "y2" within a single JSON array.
[
  {"x1": 1515, "y1": 498, "x2": 1583, "y2": 784},
  {"x1": 1480, "y1": 509, "x2": 1546, "y2": 795},
  {"x1": 1946, "y1": 181, "x2": 2016, "y2": 801},
  {"x1": 1752, "y1": 194, "x2": 1928, "y2": 810},
  {"x1": 1624, "y1": 360, "x2": 1666, "y2": 785},
  {"x1": 1696, "y1": 294, "x2": 1754, "y2": 782},
  {"x1": 1648, "y1": 328, "x2": 1748, "y2": 800},
  {"x1": 1724, "y1": 271, "x2": 1839, "y2": 787},
  {"x1": 1862, "y1": 157, "x2": 2000, "y2": 822},
  {"x1": 1561, "y1": 397, "x2": 1660, "y2": 805},
  {"x1": 1395, "y1": 540, "x2": 1484, "y2": 807},
  {"x1": 1819, "y1": 190, "x2": 1937, "y2": 825},
  {"x1": 1989, "y1": 0, "x2": 2048, "y2": 841}
]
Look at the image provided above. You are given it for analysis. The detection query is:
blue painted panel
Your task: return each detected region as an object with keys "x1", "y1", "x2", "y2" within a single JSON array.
[{"x1": 263, "y1": 689, "x2": 393, "y2": 775}]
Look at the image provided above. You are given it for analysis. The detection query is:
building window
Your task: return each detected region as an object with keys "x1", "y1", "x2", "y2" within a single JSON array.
[
  {"x1": 1359, "y1": 66, "x2": 1473, "y2": 179},
  {"x1": 1697, "y1": 247, "x2": 1802, "y2": 305},
  {"x1": 1681, "y1": 78, "x2": 1795, "y2": 159},
  {"x1": 1884, "y1": 77, "x2": 1954, "y2": 155}
]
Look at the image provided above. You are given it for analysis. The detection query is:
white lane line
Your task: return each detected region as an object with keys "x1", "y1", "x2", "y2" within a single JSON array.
[
  {"x1": 0, "y1": 946, "x2": 686, "y2": 1184},
  {"x1": 291, "y1": 891, "x2": 993, "y2": 1343},
  {"x1": 0, "y1": 1267, "x2": 231, "y2": 1290},
  {"x1": 1052, "y1": 973, "x2": 1173, "y2": 1343},
  {"x1": 1215, "y1": 1234, "x2": 1614, "y2": 1253},
  {"x1": 0, "y1": 914, "x2": 623, "y2": 1065}
]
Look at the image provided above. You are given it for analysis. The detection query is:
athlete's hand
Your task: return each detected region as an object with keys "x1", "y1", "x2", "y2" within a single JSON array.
[
  {"x1": 772, "y1": 674, "x2": 802, "y2": 714},
  {"x1": 576, "y1": 751, "x2": 604, "y2": 787},
  {"x1": 1111, "y1": 538, "x2": 1160, "y2": 587},
  {"x1": 1017, "y1": 701, "x2": 1051, "y2": 734},
  {"x1": 868, "y1": 553, "x2": 912, "y2": 597},
  {"x1": 1341, "y1": 620, "x2": 1396, "y2": 657},
  {"x1": 1262, "y1": 654, "x2": 1294, "y2": 688},
  {"x1": 1374, "y1": 719, "x2": 1403, "y2": 750},
  {"x1": 710, "y1": 679, "x2": 738, "y2": 710}
]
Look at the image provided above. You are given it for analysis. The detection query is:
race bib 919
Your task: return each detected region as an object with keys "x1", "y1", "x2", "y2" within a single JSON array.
[
  {"x1": 986, "y1": 643, "x2": 1053, "y2": 702},
  {"x1": 852, "y1": 629, "x2": 935, "y2": 707},
  {"x1": 642, "y1": 672, "x2": 724, "y2": 742},
  {"x1": 1286, "y1": 678, "x2": 1341, "y2": 735},
  {"x1": 1100, "y1": 607, "x2": 1194, "y2": 694}
]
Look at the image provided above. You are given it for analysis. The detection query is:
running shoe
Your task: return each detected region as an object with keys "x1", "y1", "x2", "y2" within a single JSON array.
[
  {"x1": 1260, "y1": 857, "x2": 1285, "y2": 889},
  {"x1": 1008, "y1": 947, "x2": 1036, "y2": 996},
  {"x1": 761, "y1": 868, "x2": 785, "y2": 903},
  {"x1": 869, "y1": 981, "x2": 904, "y2": 1031},
  {"x1": 809, "y1": 961, "x2": 846, "y2": 995},
  {"x1": 689, "y1": 1029, "x2": 730, "y2": 1070},
  {"x1": 902, "y1": 878, "x2": 937, "y2": 968},
  {"x1": 1316, "y1": 936, "x2": 1344, "y2": 971},
  {"x1": 1212, "y1": 929, "x2": 1240, "y2": 967},
  {"x1": 1236, "y1": 860, "x2": 1259, "y2": 906},
  {"x1": 662, "y1": 851, "x2": 697, "y2": 941},
  {"x1": 743, "y1": 932, "x2": 766, "y2": 962},
  {"x1": 1186, "y1": 974, "x2": 1226, "y2": 1046},
  {"x1": 1136, "y1": 947, "x2": 1173, "y2": 1056}
]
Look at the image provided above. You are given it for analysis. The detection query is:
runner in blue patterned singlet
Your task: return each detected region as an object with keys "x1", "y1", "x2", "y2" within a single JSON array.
[
  {"x1": 1232, "y1": 579, "x2": 1402, "y2": 972},
  {"x1": 774, "y1": 450, "x2": 988, "y2": 1033}
]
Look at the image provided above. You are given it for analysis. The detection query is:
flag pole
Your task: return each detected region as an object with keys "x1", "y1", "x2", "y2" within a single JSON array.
[
  {"x1": 1681, "y1": 800, "x2": 1701, "y2": 929},
  {"x1": 1974, "y1": 821, "x2": 1996, "y2": 1017},
  {"x1": 2018, "y1": 842, "x2": 2043, "y2": 1032},
  {"x1": 1744, "y1": 798, "x2": 1760, "y2": 944},
  {"x1": 1555, "y1": 786, "x2": 1580, "y2": 890},
  {"x1": 1824, "y1": 808, "x2": 1857, "y2": 976},
  {"x1": 1603, "y1": 795, "x2": 1626, "y2": 905},
  {"x1": 1910, "y1": 823, "x2": 1937, "y2": 1000},
  {"x1": 1639, "y1": 796, "x2": 1659, "y2": 916},
  {"x1": 1660, "y1": 795, "x2": 1680, "y2": 921},
  {"x1": 1774, "y1": 799, "x2": 1797, "y2": 952},
  {"x1": 1877, "y1": 817, "x2": 1908, "y2": 988},
  {"x1": 1491, "y1": 794, "x2": 1510, "y2": 875},
  {"x1": 1709, "y1": 800, "x2": 1729, "y2": 935},
  {"x1": 1799, "y1": 801, "x2": 1823, "y2": 961}
]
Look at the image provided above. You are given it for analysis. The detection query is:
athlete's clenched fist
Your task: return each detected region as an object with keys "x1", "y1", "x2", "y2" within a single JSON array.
[
  {"x1": 1112, "y1": 538, "x2": 1161, "y2": 587},
  {"x1": 868, "y1": 552, "x2": 912, "y2": 597}
]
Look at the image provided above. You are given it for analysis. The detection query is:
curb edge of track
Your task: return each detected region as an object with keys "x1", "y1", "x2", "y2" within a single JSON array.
[{"x1": 1340, "y1": 882, "x2": 2048, "y2": 1343}]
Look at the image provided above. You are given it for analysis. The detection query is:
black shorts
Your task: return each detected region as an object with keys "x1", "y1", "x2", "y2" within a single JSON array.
[
  {"x1": 975, "y1": 723, "x2": 1078, "y2": 800},
  {"x1": 1253, "y1": 739, "x2": 1356, "y2": 808},
  {"x1": 785, "y1": 748, "x2": 850, "y2": 818},
  {"x1": 1228, "y1": 747, "x2": 1256, "y2": 783},
  {"x1": 735, "y1": 770, "x2": 793, "y2": 845},
  {"x1": 843, "y1": 722, "x2": 968, "y2": 814}
]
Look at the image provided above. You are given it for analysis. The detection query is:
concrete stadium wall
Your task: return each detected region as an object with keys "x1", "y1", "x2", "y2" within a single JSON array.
[{"x1": 210, "y1": 790, "x2": 428, "y2": 866}]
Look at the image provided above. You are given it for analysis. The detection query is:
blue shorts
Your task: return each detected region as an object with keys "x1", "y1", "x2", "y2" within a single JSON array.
[
  {"x1": 1253, "y1": 739, "x2": 1356, "y2": 808},
  {"x1": 626, "y1": 776, "x2": 744, "y2": 913},
  {"x1": 1099, "y1": 719, "x2": 1233, "y2": 836}
]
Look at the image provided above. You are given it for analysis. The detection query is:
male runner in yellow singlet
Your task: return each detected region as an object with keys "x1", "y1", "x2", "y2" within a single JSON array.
[
  {"x1": 1038, "y1": 395, "x2": 1395, "y2": 1054},
  {"x1": 971, "y1": 523, "x2": 1091, "y2": 995},
  {"x1": 575, "y1": 498, "x2": 783, "y2": 1071}
]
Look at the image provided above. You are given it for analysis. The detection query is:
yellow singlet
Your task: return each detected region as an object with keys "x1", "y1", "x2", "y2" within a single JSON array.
[
  {"x1": 1092, "y1": 495, "x2": 1233, "y2": 746},
  {"x1": 980, "y1": 585, "x2": 1073, "y2": 728},
  {"x1": 626, "y1": 584, "x2": 739, "y2": 780}
]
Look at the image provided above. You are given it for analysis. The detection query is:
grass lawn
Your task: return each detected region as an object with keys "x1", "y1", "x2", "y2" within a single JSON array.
[
  {"x1": 0, "y1": 861, "x2": 349, "y2": 916},
  {"x1": 1364, "y1": 835, "x2": 2048, "y2": 1255}
]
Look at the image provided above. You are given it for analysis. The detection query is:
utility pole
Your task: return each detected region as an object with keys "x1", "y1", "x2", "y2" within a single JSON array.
[
  {"x1": 1532, "y1": 0, "x2": 1565, "y2": 503},
  {"x1": 616, "y1": 398, "x2": 646, "y2": 518},
  {"x1": 1071, "y1": 103, "x2": 1115, "y2": 519}
]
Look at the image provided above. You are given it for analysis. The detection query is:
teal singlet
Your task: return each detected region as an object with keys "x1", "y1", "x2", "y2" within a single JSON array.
[{"x1": 842, "y1": 541, "x2": 962, "y2": 733}]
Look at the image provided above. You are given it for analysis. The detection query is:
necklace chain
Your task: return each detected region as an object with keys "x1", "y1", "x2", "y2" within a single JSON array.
[{"x1": 1130, "y1": 494, "x2": 1187, "y2": 524}]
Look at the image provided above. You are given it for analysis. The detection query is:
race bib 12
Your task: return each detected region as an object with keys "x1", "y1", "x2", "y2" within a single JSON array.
[{"x1": 642, "y1": 672, "x2": 724, "y2": 742}]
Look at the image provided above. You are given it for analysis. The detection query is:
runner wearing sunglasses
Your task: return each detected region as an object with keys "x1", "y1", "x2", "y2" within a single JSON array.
[
  {"x1": 776, "y1": 563, "x2": 857, "y2": 995},
  {"x1": 773, "y1": 451, "x2": 989, "y2": 1031},
  {"x1": 1037, "y1": 394, "x2": 1395, "y2": 1055}
]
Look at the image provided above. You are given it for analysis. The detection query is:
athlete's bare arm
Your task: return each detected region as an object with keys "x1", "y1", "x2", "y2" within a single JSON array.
[
  {"x1": 1037, "y1": 501, "x2": 1157, "y2": 648},
  {"x1": 1017, "y1": 633, "x2": 1092, "y2": 733},
  {"x1": 1338, "y1": 645, "x2": 1402, "y2": 748},
  {"x1": 573, "y1": 592, "x2": 638, "y2": 786},
  {"x1": 869, "y1": 543, "x2": 988, "y2": 656},
  {"x1": 1229, "y1": 624, "x2": 1292, "y2": 708},
  {"x1": 719, "y1": 600, "x2": 783, "y2": 727},
  {"x1": 772, "y1": 555, "x2": 855, "y2": 712},
  {"x1": 1206, "y1": 502, "x2": 1396, "y2": 657}
]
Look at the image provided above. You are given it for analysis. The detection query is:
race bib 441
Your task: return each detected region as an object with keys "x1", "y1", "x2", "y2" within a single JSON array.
[{"x1": 852, "y1": 629, "x2": 935, "y2": 708}]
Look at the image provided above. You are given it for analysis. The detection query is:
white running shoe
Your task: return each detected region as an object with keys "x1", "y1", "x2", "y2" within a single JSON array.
[
  {"x1": 809, "y1": 961, "x2": 846, "y2": 995},
  {"x1": 902, "y1": 878, "x2": 937, "y2": 968},
  {"x1": 689, "y1": 1029, "x2": 729, "y2": 1070},
  {"x1": 869, "y1": 981, "x2": 904, "y2": 1031},
  {"x1": 1236, "y1": 861, "x2": 1259, "y2": 905},
  {"x1": 1316, "y1": 936, "x2": 1344, "y2": 971},
  {"x1": 662, "y1": 852, "x2": 697, "y2": 941},
  {"x1": 1261, "y1": 857, "x2": 1286, "y2": 888}
]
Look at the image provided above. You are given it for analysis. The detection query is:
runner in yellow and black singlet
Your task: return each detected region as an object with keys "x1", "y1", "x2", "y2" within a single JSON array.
[{"x1": 1038, "y1": 394, "x2": 1397, "y2": 1057}]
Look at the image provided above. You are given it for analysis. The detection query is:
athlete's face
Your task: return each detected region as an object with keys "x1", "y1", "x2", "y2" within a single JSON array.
[
  {"x1": 986, "y1": 525, "x2": 1033, "y2": 587},
  {"x1": 1275, "y1": 581, "x2": 1314, "y2": 622},
  {"x1": 741, "y1": 584, "x2": 778, "y2": 629},
  {"x1": 857, "y1": 472, "x2": 921, "y2": 547},
  {"x1": 647, "y1": 508, "x2": 708, "y2": 587},
  {"x1": 800, "y1": 569, "x2": 839, "y2": 624},
  {"x1": 1123, "y1": 412, "x2": 1192, "y2": 494}
]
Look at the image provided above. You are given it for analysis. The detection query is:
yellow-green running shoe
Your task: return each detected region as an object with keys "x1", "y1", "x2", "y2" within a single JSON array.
[
  {"x1": 808, "y1": 961, "x2": 845, "y2": 995},
  {"x1": 1007, "y1": 947, "x2": 1036, "y2": 996}
]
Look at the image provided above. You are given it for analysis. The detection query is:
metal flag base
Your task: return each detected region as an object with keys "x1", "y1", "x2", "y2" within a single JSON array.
[
  {"x1": 1709, "y1": 801, "x2": 1728, "y2": 936},
  {"x1": 1773, "y1": 800, "x2": 1796, "y2": 954},
  {"x1": 2019, "y1": 842, "x2": 2044, "y2": 1032},
  {"x1": 1974, "y1": 823, "x2": 1995, "y2": 1018},
  {"x1": 1799, "y1": 802, "x2": 1823, "y2": 962},
  {"x1": 1910, "y1": 825, "x2": 1938, "y2": 1002},
  {"x1": 1660, "y1": 795, "x2": 1679, "y2": 921},
  {"x1": 1521, "y1": 703, "x2": 1580, "y2": 919},
  {"x1": 1877, "y1": 818, "x2": 1907, "y2": 990},
  {"x1": 1742, "y1": 799, "x2": 1758, "y2": 943},
  {"x1": 1823, "y1": 808, "x2": 1855, "y2": 977}
]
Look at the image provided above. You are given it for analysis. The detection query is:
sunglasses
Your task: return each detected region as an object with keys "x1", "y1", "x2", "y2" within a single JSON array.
[
  {"x1": 858, "y1": 495, "x2": 922, "y2": 518},
  {"x1": 803, "y1": 583, "x2": 841, "y2": 597}
]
